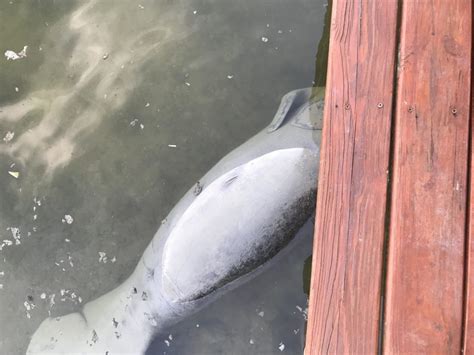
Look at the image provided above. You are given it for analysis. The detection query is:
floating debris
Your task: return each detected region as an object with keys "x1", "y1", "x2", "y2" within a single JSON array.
[
  {"x1": 0, "y1": 240, "x2": 13, "y2": 251},
  {"x1": 49, "y1": 294, "x2": 56, "y2": 312},
  {"x1": 24, "y1": 299, "x2": 36, "y2": 319},
  {"x1": 98, "y1": 252, "x2": 108, "y2": 263},
  {"x1": 4, "y1": 46, "x2": 27, "y2": 61},
  {"x1": 145, "y1": 102, "x2": 150, "y2": 107},
  {"x1": 62, "y1": 214, "x2": 74, "y2": 224},
  {"x1": 261, "y1": 36, "x2": 269, "y2": 43},
  {"x1": 295, "y1": 305, "x2": 308, "y2": 320},
  {"x1": 40, "y1": 293, "x2": 47, "y2": 300},
  {"x1": 102, "y1": 53, "x2": 109, "y2": 60},
  {"x1": 138, "y1": 4, "x2": 144, "y2": 9},
  {"x1": 7, "y1": 227, "x2": 21, "y2": 245},
  {"x1": 278, "y1": 342, "x2": 285, "y2": 352},
  {"x1": 3, "y1": 131, "x2": 14, "y2": 142},
  {"x1": 164, "y1": 334, "x2": 173, "y2": 346},
  {"x1": 15, "y1": 87, "x2": 19, "y2": 92},
  {"x1": 193, "y1": 10, "x2": 198, "y2": 14},
  {"x1": 257, "y1": 311, "x2": 264, "y2": 317},
  {"x1": 130, "y1": 118, "x2": 139, "y2": 127},
  {"x1": 8, "y1": 171, "x2": 19, "y2": 179},
  {"x1": 185, "y1": 82, "x2": 191, "y2": 87},
  {"x1": 168, "y1": 144, "x2": 177, "y2": 148},
  {"x1": 68, "y1": 254, "x2": 74, "y2": 267},
  {"x1": 88, "y1": 330, "x2": 99, "y2": 346},
  {"x1": 140, "y1": 123, "x2": 144, "y2": 130},
  {"x1": 196, "y1": 323, "x2": 200, "y2": 328},
  {"x1": 52, "y1": 289, "x2": 82, "y2": 305},
  {"x1": 227, "y1": 74, "x2": 234, "y2": 79},
  {"x1": 249, "y1": 339, "x2": 255, "y2": 345}
]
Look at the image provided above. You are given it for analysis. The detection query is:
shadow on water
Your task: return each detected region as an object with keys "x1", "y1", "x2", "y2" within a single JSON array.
[
  {"x1": 313, "y1": 0, "x2": 331, "y2": 89},
  {"x1": 0, "y1": 0, "x2": 330, "y2": 354},
  {"x1": 304, "y1": 0, "x2": 331, "y2": 297}
]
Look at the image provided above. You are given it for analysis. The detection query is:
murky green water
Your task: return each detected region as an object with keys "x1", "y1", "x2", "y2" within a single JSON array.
[{"x1": 0, "y1": 0, "x2": 328, "y2": 353}]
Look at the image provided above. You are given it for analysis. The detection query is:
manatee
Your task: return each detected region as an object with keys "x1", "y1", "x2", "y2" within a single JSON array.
[{"x1": 27, "y1": 87, "x2": 324, "y2": 354}]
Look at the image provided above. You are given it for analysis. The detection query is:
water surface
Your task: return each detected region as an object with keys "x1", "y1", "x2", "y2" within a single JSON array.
[{"x1": 0, "y1": 0, "x2": 328, "y2": 353}]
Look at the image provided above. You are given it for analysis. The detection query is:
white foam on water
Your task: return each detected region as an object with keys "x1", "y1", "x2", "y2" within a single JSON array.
[
  {"x1": 4, "y1": 46, "x2": 28, "y2": 61},
  {"x1": 0, "y1": 0, "x2": 193, "y2": 177}
]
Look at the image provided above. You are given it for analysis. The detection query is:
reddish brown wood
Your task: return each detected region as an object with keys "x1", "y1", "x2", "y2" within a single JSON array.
[
  {"x1": 466, "y1": 171, "x2": 474, "y2": 348},
  {"x1": 384, "y1": 0, "x2": 471, "y2": 353},
  {"x1": 304, "y1": 1, "x2": 398, "y2": 353},
  {"x1": 464, "y1": 24, "x2": 474, "y2": 354}
]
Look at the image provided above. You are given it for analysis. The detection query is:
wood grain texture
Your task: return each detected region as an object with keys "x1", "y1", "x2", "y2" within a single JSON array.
[
  {"x1": 464, "y1": 20, "x2": 474, "y2": 353},
  {"x1": 304, "y1": 1, "x2": 398, "y2": 353},
  {"x1": 384, "y1": 0, "x2": 471, "y2": 353}
]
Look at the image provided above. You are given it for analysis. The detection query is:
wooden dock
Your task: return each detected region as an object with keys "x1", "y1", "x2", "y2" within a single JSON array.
[{"x1": 305, "y1": 0, "x2": 473, "y2": 353}]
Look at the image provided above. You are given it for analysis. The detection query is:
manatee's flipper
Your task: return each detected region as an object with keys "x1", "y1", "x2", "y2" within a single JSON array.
[{"x1": 267, "y1": 88, "x2": 313, "y2": 132}]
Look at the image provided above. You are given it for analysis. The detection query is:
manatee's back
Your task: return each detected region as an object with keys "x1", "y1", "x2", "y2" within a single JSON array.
[{"x1": 160, "y1": 147, "x2": 318, "y2": 305}]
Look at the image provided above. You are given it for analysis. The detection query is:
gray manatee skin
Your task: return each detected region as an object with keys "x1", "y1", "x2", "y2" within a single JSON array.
[{"x1": 27, "y1": 87, "x2": 324, "y2": 354}]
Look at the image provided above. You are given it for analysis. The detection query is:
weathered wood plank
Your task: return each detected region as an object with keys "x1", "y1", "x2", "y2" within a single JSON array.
[
  {"x1": 304, "y1": 1, "x2": 398, "y2": 353},
  {"x1": 464, "y1": 35, "x2": 474, "y2": 355},
  {"x1": 384, "y1": 0, "x2": 471, "y2": 353}
]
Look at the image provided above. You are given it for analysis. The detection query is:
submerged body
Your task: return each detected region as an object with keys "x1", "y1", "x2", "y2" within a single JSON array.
[{"x1": 27, "y1": 87, "x2": 324, "y2": 354}]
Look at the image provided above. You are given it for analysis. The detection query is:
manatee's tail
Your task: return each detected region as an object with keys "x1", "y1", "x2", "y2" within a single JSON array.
[{"x1": 27, "y1": 266, "x2": 168, "y2": 354}]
